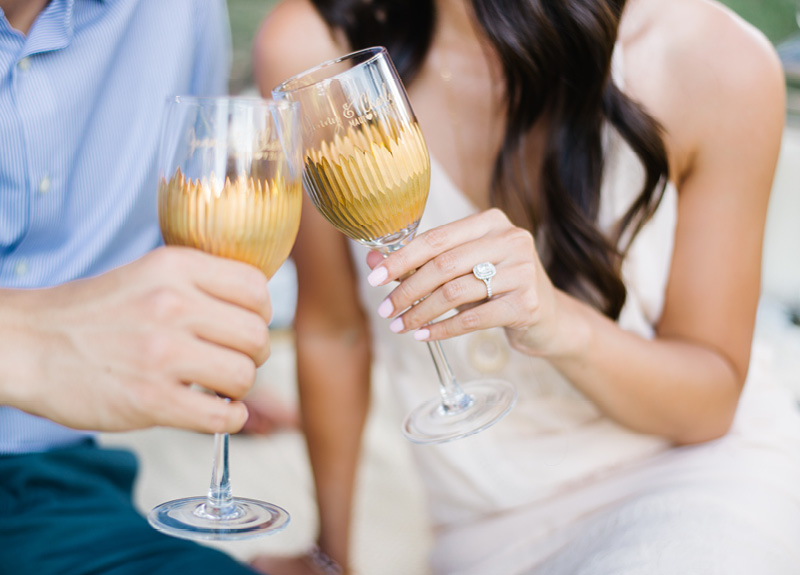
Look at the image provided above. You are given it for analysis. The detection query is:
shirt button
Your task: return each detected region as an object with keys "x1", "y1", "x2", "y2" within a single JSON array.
[
  {"x1": 14, "y1": 260, "x2": 28, "y2": 277},
  {"x1": 38, "y1": 175, "x2": 51, "y2": 194},
  {"x1": 17, "y1": 57, "x2": 31, "y2": 71}
]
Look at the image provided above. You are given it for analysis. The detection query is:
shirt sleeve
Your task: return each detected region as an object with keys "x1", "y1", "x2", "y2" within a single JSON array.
[{"x1": 190, "y1": 0, "x2": 232, "y2": 96}]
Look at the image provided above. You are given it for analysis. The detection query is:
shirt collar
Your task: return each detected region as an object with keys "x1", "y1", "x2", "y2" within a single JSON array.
[{"x1": 19, "y1": 0, "x2": 75, "y2": 57}]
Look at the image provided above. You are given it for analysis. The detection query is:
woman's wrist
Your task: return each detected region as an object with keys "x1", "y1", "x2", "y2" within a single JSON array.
[
  {"x1": 303, "y1": 545, "x2": 345, "y2": 575},
  {"x1": 504, "y1": 290, "x2": 593, "y2": 361},
  {"x1": 547, "y1": 290, "x2": 595, "y2": 360}
]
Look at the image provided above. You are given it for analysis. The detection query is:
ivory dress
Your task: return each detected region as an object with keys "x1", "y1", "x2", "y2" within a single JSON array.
[{"x1": 346, "y1": 93, "x2": 800, "y2": 572}]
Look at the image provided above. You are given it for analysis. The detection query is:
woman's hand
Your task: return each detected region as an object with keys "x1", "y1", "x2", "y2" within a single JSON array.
[
  {"x1": 250, "y1": 555, "x2": 319, "y2": 575},
  {"x1": 250, "y1": 549, "x2": 345, "y2": 575},
  {"x1": 0, "y1": 246, "x2": 272, "y2": 434},
  {"x1": 365, "y1": 208, "x2": 577, "y2": 358},
  {"x1": 239, "y1": 388, "x2": 301, "y2": 435}
]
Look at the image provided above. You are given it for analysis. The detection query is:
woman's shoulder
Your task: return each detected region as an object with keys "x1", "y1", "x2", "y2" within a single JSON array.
[
  {"x1": 655, "y1": 0, "x2": 779, "y2": 84},
  {"x1": 623, "y1": 0, "x2": 783, "y2": 110},
  {"x1": 252, "y1": 0, "x2": 348, "y2": 96},
  {"x1": 622, "y1": 0, "x2": 785, "y2": 180}
]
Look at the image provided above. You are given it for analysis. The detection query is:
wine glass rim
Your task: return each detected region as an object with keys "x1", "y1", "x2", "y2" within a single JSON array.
[
  {"x1": 272, "y1": 46, "x2": 388, "y2": 96},
  {"x1": 168, "y1": 95, "x2": 297, "y2": 111}
]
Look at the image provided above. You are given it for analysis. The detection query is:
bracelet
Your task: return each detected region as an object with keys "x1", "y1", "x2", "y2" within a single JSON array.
[{"x1": 304, "y1": 545, "x2": 344, "y2": 575}]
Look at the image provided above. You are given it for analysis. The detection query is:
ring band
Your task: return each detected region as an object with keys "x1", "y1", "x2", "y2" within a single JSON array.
[{"x1": 472, "y1": 262, "x2": 496, "y2": 299}]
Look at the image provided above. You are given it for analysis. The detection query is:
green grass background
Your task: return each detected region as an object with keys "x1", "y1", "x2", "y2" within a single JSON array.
[{"x1": 227, "y1": 0, "x2": 798, "y2": 92}]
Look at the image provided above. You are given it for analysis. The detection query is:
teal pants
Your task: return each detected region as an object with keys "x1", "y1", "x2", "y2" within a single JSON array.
[{"x1": 0, "y1": 440, "x2": 262, "y2": 575}]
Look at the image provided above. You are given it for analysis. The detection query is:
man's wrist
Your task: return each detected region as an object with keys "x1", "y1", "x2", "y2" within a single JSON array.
[{"x1": 0, "y1": 295, "x2": 43, "y2": 407}]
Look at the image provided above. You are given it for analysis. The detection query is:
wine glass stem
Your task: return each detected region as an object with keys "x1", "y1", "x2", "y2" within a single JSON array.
[
  {"x1": 426, "y1": 339, "x2": 473, "y2": 413},
  {"x1": 376, "y1": 243, "x2": 473, "y2": 414},
  {"x1": 206, "y1": 430, "x2": 236, "y2": 517}
]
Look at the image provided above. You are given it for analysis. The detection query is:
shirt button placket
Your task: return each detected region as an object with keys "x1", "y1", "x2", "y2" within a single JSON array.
[
  {"x1": 14, "y1": 259, "x2": 28, "y2": 277},
  {"x1": 11, "y1": 56, "x2": 33, "y2": 283},
  {"x1": 38, "y1": 175, "x2": 51, "y2": 195}
]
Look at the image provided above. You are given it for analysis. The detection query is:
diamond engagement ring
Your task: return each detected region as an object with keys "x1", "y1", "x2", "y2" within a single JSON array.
[{"x1": 472, "y1": 262, "x2": 497, "y2": 299}]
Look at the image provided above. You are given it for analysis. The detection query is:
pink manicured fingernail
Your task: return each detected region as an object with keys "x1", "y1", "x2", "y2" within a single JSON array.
[
  {"x1": 389, "y1": 317, "x2": 404, "y2": 333},
  {"x1": 414, "y1": 329, "x2": 430, "y2": 341},
  {"x1": 367, "y1": 266, "x2": 388, "y2": 286},
  {"x1": 377, "y1": 299, "x2": 394, "y2": 318}
]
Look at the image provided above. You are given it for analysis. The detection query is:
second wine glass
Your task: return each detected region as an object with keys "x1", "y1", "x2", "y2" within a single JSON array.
[
  {"x1": 148, "y1": 96, "x2": 301, "y2": 540},
  {"x1": 273, "y1": 47, "x2": 517, "y2": 444}
]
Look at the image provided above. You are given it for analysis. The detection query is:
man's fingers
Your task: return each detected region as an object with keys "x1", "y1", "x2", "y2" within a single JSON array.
[
  {"x1": 152, "y1": 333, "x2": 258, "y2": 400},
  {"x1": 152, "y1": 385, "x2": 250, "y2": 434},
  {"x1": 157, "y1": 247, "x2": 273, "y2": 323},
  {"x1": 188, "y1": 296, "x2": 271, "y2": 366}
]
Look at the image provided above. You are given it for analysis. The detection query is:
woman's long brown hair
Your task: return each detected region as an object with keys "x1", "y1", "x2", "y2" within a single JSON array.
[{"x1": 311, "y1": 0, "x2": 669, "y2": 319}]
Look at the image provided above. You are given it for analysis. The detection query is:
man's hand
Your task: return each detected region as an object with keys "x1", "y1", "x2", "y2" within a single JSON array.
[{"x1": 0, "y1": 247, "x2": 272, "y2": 434}]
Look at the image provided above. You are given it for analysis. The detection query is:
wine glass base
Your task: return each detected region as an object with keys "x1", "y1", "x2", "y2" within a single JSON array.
[
  {"x1": 401, "y1": 379, "x2": 517, "y2": 445},
  {"x1": 147, "y1": 496, "x2": 290, "y2": 541}
]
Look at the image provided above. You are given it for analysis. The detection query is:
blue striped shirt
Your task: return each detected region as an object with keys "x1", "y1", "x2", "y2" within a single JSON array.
[{"x1": 0, "y1": 0, "x2": 231, "y2": 454}]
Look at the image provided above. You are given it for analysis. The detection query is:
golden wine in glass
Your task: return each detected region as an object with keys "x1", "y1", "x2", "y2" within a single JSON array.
[
  {"x1": 273, "y1": 47, "x2": 516, "y2": 444},
  {"x1": 148, "y1": 96, "x2": 301, "y2": 540}
]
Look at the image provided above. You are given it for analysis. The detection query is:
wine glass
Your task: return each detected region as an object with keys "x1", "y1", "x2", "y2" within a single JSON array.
[
  {"x1": 147, "y1": 96, "x2": 302, "y2": 540},
  {"x1": 273, "y1": 47, "x2": 517, "y2": 444}
]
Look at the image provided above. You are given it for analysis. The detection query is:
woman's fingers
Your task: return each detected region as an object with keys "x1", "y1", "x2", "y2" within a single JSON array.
[
  {"x1": 383, "y1": 266, "x2": 500, "y2": 328},
  {"x1": 411, "y1": 297, "x2": 521, "y2": 341},
  {"x1": 366, "y1": 249, "x2": 384, "y2": 270},
  {"x1": 389, "y1": 262, "x2": 538, "y2": 338},
  {"x1": 378, "y1": 241, "x2": 506, "y2": 317},
  {"x1": 364, "y1": 212, "x2": 543, "y2": 341},
  {"x1": 367, "y1": 209, "x2": 511, "y2": 286},
  {"x1": 373, "y1": 220, "x2": 536, "y2": 321}
]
